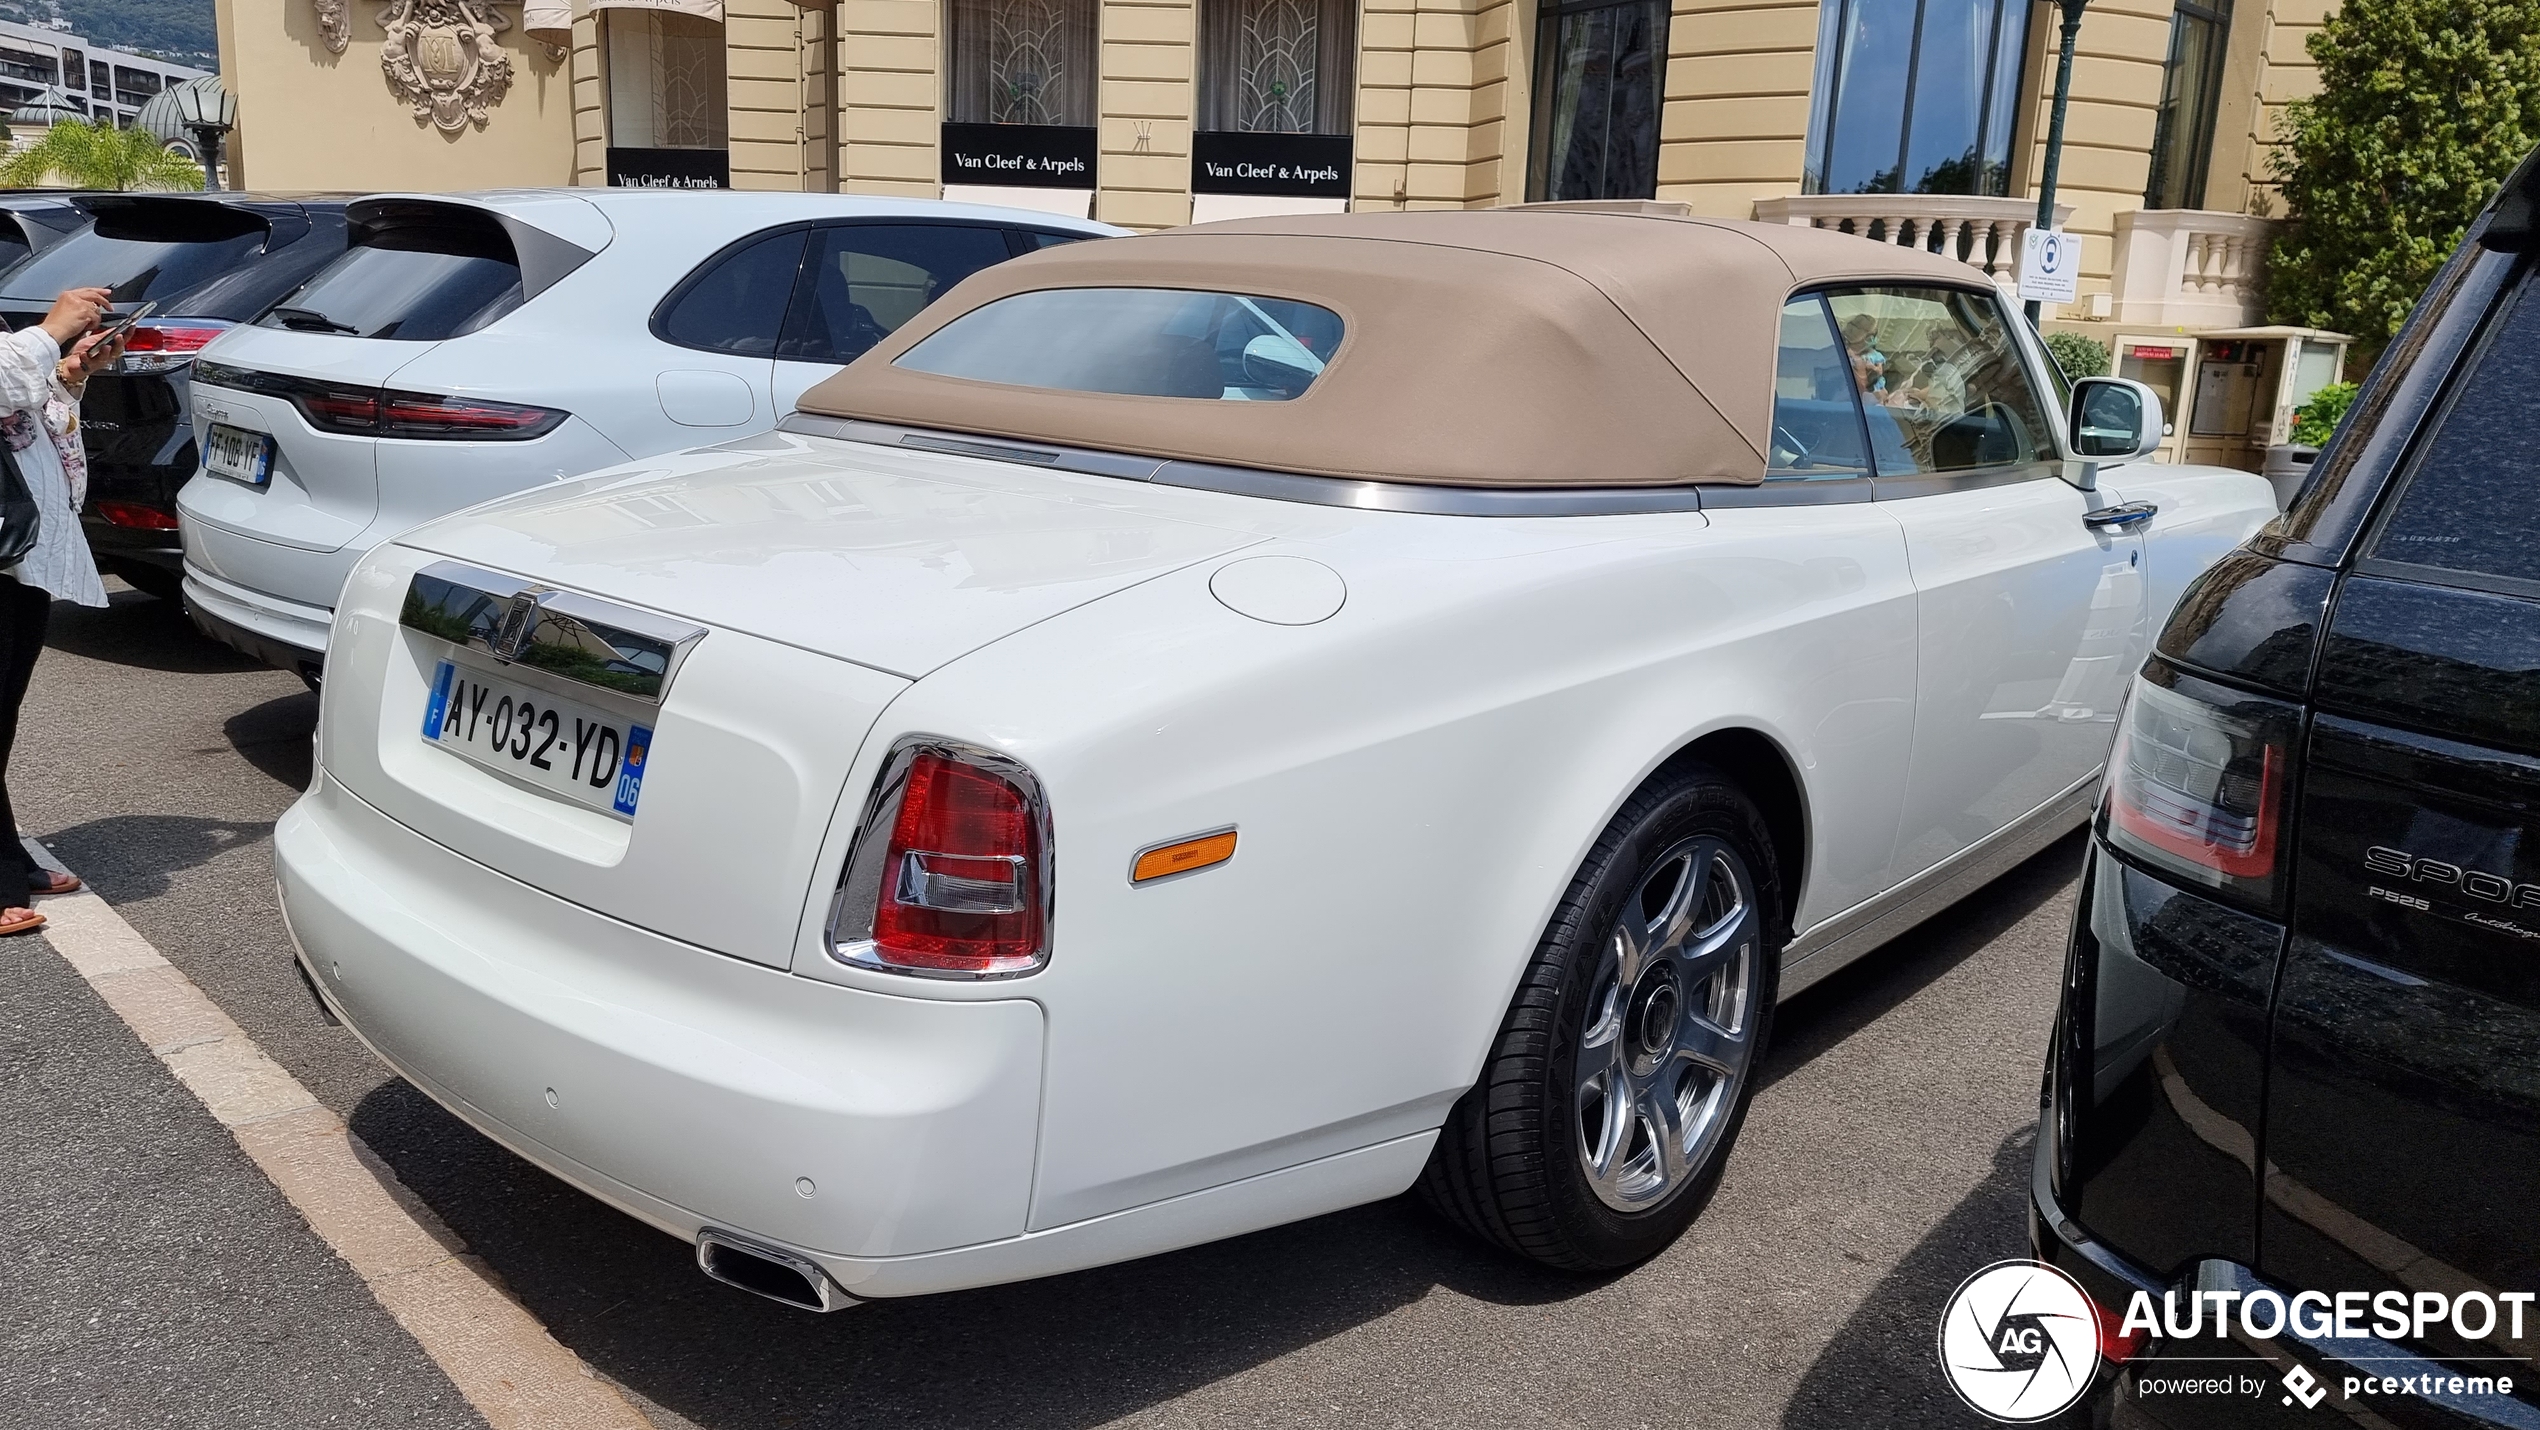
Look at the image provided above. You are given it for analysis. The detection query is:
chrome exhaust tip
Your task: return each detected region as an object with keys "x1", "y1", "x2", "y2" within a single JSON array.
[{"x1": 695, "y1": 1229, "x2": 858, "y2": 1313}]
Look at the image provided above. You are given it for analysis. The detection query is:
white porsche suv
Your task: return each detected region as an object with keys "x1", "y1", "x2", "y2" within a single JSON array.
[{"x1": 177, "y1": 190, "x2": 1116, "y2": 680}]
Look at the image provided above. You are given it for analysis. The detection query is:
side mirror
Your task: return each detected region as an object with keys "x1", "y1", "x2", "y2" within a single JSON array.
[
  {"x1": 1240, "y1": 332, "x2": 1322, "y2": 395},
  {"x1": 2069, "y1": 376, "x2": 2165, "y2": 461}
]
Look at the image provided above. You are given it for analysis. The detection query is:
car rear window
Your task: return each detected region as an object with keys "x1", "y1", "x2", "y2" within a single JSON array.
[
  {"x1": 894, "y1": 287, "x2": 1344, "y2": 400},
  {"x1": 0, "y1": 214, "x2": 267, "y2": 305},
  {"x1": 2369, "y1": 272, "x2": 2540, "y2": 591},
  {"x1": 261, "y1": 218, "x2": 523, "y2": 341}
]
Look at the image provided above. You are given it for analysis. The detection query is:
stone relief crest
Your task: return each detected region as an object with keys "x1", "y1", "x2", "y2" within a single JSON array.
[
  {"x1": 377, "y1": 0, "x2": 515, "y2": 131},
  {"x1": 314, "y1": 0, "x2": 352, "y2": 52}
]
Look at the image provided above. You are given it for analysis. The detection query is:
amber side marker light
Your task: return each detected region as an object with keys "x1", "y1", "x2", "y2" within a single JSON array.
[{"x1": 1131, "y1": 829, "x2": 1238, "y2": 884}]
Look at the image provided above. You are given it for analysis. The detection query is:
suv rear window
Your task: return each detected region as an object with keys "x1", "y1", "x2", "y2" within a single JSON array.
[
  {"x1": 2369, "y1": 272, "x2": 2540, "y2": 590},
  {"x1": 0, "y1": 209, "x2": 267, "y2": 305},
  {"x1": 262, "y1": 217, "x2": 523, "y2": 341},
  {"x1": 895, "y1": 287, "x2": 1344, "y2": 400}
]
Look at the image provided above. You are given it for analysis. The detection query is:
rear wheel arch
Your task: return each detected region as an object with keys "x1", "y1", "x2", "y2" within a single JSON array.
[{"x1": 1650, "y1": 727, "x2": 1808, "y2": 936}]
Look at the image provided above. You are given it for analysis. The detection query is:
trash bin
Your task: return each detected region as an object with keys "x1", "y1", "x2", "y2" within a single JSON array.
[{"x1": 2262, "y1": 443, "x2": 2319, "y2": 512}]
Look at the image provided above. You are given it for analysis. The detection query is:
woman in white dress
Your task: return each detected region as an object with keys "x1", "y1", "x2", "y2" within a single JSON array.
[{"x1": 0, "y1": 284, "x2": 121, "y2": 936}]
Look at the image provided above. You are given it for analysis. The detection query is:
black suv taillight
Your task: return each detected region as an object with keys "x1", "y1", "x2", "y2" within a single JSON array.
[
  {"x1": 193, "y1": 361, "x2": 568, "y2": 442},
  {"x1": 2103, "y1": 661, "x2": 2300, "y2": 909},
  {"x1": 828, "y1": 739, "x2": 1053, "y2": 979}
]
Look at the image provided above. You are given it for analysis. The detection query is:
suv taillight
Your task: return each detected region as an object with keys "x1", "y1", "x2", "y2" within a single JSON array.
[
  {"x1": 2103, "y1": 663, "x2": 2299, "y2": 907},
  {"x1": 830, "y1": 741, "x2": 1051, "y2": 978},
  {"x1": 377, "y1": 390, "x2": 569, "y2": 440},
  {"x1": 192, "y1": 362, "x2": 567, "y2": 442},
  {"x1": 116, "y1": 319, "x2": 233, "y2": 374}
]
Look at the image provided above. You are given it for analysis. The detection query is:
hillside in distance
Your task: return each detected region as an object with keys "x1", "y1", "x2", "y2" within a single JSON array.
[{"x1": 12, "y1": 0, "x2": 216, "y2": 67}]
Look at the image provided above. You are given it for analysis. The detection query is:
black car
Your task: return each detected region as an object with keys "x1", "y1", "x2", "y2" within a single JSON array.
[
  {"x1": 0, "y1": 192, "x2": 97, "y2": 271},
  {"x1": 2033, "y1": 153, "x2": 2540, "y2": 1426},
  {"x1": 0, "y1": 194, "x2": 349, "y2": 598}
]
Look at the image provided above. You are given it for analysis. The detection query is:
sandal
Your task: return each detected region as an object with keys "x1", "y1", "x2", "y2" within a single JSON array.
[
  {"x1": 27, "y1": 870, "x2": 78, "y2": 896},
  {"x1": 0, "y1": 907, "x2": 44, "y2": 936}
]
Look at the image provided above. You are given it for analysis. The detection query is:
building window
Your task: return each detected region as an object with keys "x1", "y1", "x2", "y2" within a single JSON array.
[
  {"x1": 1804, "y1": 0, "x2": 2031, "y2": 195},
  {"x1": 1198, "y1": 0, "x2": 1354, "y2": 133},
  {"x1": 2144, "y1": 0, "x2": 2230, "y2": 209},
  {"x1": 604, "y1": 10, "x2": 728, "y2": 149},
  {"x1": 948, "y1": 0, "x2": 1097, "y2": 126},
  {"x1": 61, "y1": 49, "x2": 82, "y2": 90},
  {"x1": 1527, "y1": 0, "x2": 1668, "y2": 202}
]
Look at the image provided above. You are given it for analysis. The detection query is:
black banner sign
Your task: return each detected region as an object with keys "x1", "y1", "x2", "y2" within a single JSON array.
[
  {"x1": 606, "y1": 147, "x2": 729, "y2": 190},
  {"x1": 1191, "y1": 131, "x2": 1352, "y2": 199},
  {"x1": 940, "y1": 123, "x2": 1098, "y2": 190}
]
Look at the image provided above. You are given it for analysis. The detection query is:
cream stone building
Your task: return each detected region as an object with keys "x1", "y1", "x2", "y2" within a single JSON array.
[{"x1": 215, "y1": 0, "x2": 2352, "y2": 464}]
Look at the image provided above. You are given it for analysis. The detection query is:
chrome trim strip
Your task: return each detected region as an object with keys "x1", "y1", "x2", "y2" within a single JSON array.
[
  {"x1": 1867, "y1": 464, "x2": 2060, "y2": 500},
  {"x1": 1700, "y1": 476, "x2": 1874, "y2": 507},
  {"x1": 399, "y1": 559, "x2": 705, "y2": 705},
  {"x1": 825, "y1": 735, "x2": 1057, "y2": 981},
  {"x1": 1777, "y1": 771, "x2": 2097, "y2": 998},
  {"x1": 783, "y1": 415, "x2": 1726, "y2": 515}
]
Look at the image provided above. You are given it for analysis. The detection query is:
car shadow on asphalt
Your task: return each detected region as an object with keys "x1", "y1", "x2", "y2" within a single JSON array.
[
  {"x1": 1781, "y1": 1128, "x2": 2092, "y2": 1429},
  {"x1": 44, "y1": 587, "x2": 266, "y2": 676},
  {"x1": 44, "y1": 814, "x2": 278, "y2": 903},
  {"x1": 222, "y1": 692, "x2": 318, "y2": 789},
  {"x1": 1760, "y1": 830, "x2": 2087, "y2": 1098},
  {"x1": 348, "y1": 1076, "x2": 1600, "y2": 1430},
  {"x1": 338, "y1": 831, "x2": 2090, "y2": 1430}
]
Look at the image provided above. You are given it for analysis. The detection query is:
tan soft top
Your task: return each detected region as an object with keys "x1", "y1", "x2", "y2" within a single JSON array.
[{"x1": 797, "y1": 208, "x2": 1992, "y2": 488}]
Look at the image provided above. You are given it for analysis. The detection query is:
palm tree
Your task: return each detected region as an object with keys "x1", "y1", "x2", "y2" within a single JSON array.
[{"x1": 0, "y1": 119, "x2": 202, "y2": 191}]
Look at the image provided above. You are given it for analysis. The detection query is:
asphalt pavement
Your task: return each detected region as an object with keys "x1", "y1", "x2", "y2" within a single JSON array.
[{"x1": 2, "y1": 582, "x2": 2091, "y2": 1429}]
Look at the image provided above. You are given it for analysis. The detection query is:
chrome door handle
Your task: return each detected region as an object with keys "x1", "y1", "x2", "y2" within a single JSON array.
[{"x1": 2083, "y1": 501, "x2": 2158, "y2": 530}]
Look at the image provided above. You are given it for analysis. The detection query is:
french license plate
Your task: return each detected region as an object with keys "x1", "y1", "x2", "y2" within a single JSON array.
[
  {"x1": 421, "y1": 660, "x2": 653, "y2": 819},
  {"x1": 204, "y1": 422, "x2": 274, "y2": 486}
]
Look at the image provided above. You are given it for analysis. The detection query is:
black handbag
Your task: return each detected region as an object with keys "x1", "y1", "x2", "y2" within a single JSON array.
[{"x1": 0, "y1": 439, "x2": 38, "y2": 567}]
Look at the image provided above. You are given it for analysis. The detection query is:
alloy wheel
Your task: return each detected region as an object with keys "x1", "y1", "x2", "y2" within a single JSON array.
[{"x1": 1573, "y1": 835, "x2": 1763, "y2": 1213}]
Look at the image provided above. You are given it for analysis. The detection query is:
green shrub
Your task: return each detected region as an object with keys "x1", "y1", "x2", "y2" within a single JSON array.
[
  {"x1": 2266, "y1": 0, "x2": 2540, "y2": 354},
  {"x1": 2043, "y1": 331, "x2": 2111, "y2": 381},
  {"x1": 2290, "y1": 381, "x2": 2361, "y2": 446}
]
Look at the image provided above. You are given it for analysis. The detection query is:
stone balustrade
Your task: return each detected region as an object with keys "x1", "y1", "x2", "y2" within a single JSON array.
[
  {"x1": 1751, "y1": 194, "x2": 2074, "y2": 282},
  {"x1": 2109, "y1": 209, "x2": 2280, "y2": 328}
]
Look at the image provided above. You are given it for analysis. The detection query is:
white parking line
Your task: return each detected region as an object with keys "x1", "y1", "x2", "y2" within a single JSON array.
[{"x1": 25, "y1": 840, "x2": 656, "y2": 1430}]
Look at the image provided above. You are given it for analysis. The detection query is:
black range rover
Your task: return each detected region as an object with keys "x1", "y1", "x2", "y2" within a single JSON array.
[{"x1": 2033, "y1": 156, "x2": 2540, "y2": 1425}]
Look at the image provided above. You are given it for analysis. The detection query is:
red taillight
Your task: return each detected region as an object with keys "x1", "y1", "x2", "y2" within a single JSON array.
[
  {"x1": 2094, "y1": 1297, "x2": 2149, "y2": 1364},
  {"x1": 292, "y1": 387, "x2": 384, "y2": 434},
  {"x1": 283, "y1": 384, "x2": 566, "y2": 441},
  {"x1": 96, "y1": 499, "x2": 179, "y2": 530},
  {"x1": 2103, "y1": 670, "x2": 2297, "y2": 905},
  {"x1": 116, "y1": 319, "x2": 232, "y2": 374},
  {"x1": 835, "y1": 745, "x2": 1050, "y2": 978},
  {"x1": 377, "y1": 390, "x2": 568, "y2": 441}
]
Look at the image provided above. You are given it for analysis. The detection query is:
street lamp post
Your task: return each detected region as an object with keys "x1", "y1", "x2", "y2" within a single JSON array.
[
  {"x1": 2025, "y1": 0, "x2": 2090, "y2": 326},
  {"x1": 168, "y1": 78, "x2": 236, "y2": 193}
]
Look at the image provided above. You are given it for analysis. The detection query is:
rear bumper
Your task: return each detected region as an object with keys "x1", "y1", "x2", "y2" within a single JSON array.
[
  {"x1": 183, "y1": 563, "x2": 330, "y2": 674},
  {"x1": 2033, "y1": 1015, "x2": 2536, "y2": 1427},
  {"x1": 278, "y1": 767, "x2": 1435, "y2": 1299}
]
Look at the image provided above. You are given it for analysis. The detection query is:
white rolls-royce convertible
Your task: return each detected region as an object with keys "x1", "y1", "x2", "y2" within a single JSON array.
[{"x1": 276, "y1": 208, "x2": 2275, "y2": 1310}]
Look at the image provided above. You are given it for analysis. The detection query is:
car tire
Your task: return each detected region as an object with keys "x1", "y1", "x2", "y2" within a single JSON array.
[{"x1": 1420, "y1": 762, "x2": 1786, "y2": 1271}]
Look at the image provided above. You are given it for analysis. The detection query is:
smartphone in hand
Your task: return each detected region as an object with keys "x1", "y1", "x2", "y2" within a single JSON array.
[{"x1": 89, "y1": 300, "x2": 156, "y2": 346}]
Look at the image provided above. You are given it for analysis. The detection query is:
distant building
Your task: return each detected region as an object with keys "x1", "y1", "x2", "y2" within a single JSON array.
[{"x1": 0, "y1": 16, "x2": 207, "y2": 130}]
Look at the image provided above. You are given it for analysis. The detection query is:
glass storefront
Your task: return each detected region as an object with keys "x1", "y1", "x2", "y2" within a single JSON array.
[
  {"x1": 2144, "y1": 0, "x2": 2230, "y2": 209},
  {"x1": 602, "y1": 8, "x2": 729, "y2": 187},
  {"x1": 948, "y1": 0, "x2": 1098, "y2": 126},
  {"x1": 1803, "y1": 0, "x2": 2030, "y2": 195},
  {"x1": 1527, "y1": 0, "x2": 1668, "y2": 202},
  {"x1": 1197, "y1": 0, "x2": 1355, "y2": 134}
]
